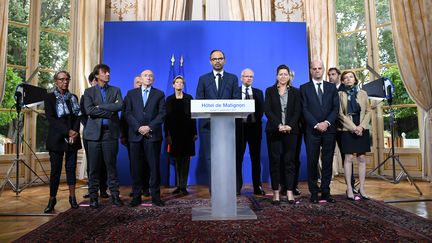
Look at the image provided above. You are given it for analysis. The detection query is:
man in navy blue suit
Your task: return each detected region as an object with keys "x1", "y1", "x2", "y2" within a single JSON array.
[
  {"x1": 235, "y1": 68, "x2": 265, "y2": 196},
  {"x1": 125, "y1": 69, "x2": 166, "y2": 207},
  {"x1": 196, "y1": 50, "x2": 241, "y2": 190},
  {"x1": 300, "y1": 60, "x2": 339, "y2": 204}
]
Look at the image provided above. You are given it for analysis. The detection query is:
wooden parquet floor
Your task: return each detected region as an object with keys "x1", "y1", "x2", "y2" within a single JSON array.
[{"x1": 0, "y1": 176, "x2": 431, "y2": 242}]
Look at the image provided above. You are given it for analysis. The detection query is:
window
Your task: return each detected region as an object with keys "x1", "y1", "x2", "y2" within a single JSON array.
[{"x1": 335, "y1": 0, "x2": 419, "y2": 149}]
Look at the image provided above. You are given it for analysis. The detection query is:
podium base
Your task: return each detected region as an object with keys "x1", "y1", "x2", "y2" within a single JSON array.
[{"x1": 191, "y1": 206, "x2": 257, "y2": 221}]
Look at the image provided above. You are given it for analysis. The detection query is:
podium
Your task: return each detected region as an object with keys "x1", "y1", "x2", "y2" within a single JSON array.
[{"x1": 191, "y1": 100, "x2": 257, "y2": 220}]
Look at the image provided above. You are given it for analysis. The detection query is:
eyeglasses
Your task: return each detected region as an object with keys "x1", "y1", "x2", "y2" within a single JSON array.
[
  {"x1": 211, "y1": 57, "x2": 224, "y2": 62},
  {"x1": 56, "y1": 78, "x2": 71, "y2": 82},
  {"x1": 242, "y1": 75, "x2": 254, "y2": 79}
]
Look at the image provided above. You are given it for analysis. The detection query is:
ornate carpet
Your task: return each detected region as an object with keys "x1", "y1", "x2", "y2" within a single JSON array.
[{"x1": 15, "y1": 195, "x2": 432, "y2": 242}]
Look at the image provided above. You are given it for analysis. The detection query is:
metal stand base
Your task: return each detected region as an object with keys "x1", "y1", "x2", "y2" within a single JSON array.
[{"x1": 192, "y1": 206, "x2": 257, "y2": 221}]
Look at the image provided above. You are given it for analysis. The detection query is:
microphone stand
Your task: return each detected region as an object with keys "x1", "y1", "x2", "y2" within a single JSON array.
[{"x1": 368, "y1": 97, "x2": 423, "y2": 195}]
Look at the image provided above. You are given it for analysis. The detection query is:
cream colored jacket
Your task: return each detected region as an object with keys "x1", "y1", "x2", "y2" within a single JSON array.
[{"x1": 338, "y1": 89, "x2": 371, "y2": 132}]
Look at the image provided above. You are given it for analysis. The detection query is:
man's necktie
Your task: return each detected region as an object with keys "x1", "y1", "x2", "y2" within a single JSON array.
[
  {"x1": 143, "y1": 89, "x2": 149, "y2": 106},
  {"x1": 317, "y1": 82, "x2": 323, "y2": 105},
  {"x1": 245, "y1": 87, "x2": 251, "y2": 100},
  {"x1": 216, "y1": 73, "x2": 222, "y2": 93},
  {"x1": 245, "y1": 87, "x2": 255, "y2": 123}
]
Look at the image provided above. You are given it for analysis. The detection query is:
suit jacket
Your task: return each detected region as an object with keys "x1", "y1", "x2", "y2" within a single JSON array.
[
  {"x1": 196, "y1": 71, "x2": 240, "y2": 130},
  {"x1": 44, "y1": 92, "x2": 82, "y2": 152},
  {"x1": 82, "y1": 85, "x2": 123, "y2": 141},
  {"x1": 196, "y1": 71, "x2": 241, "y2": 100},
  {"x1": 264, "y1": 85, "x2": 301, "y2": 134},
  {"x1": 125, "y1": 87, "x2": 166, "y2": 142},
  {"x1": 300, "y1": 81, "x2": 340, "y2": 133},
  {"x1": 338, "y1": 89, "x2": 371, "y2": 131},
  {"x1": 243, "y1": 86, "x2": 264, "y2": 125}
]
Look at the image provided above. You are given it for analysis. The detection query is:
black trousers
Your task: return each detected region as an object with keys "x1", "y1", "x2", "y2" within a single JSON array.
[
  {"x1": 305, "y1": 130, "x2": 336, "y2": 194},
  {"x1": 84, "y1": 139, "x2": 107, "y2": 192},
  {"x1": 125, "y1": 142, "x2": 150, "y2": 192},
  {"x1": 88, "y1": 131, "x2": 120, "y2": 198},
  {"x1": 130, "y1": 140, "x2": 161, "y2": 201},
  {"x1": 48, "y1": 150, "x2": 77, "y2": 197},
  {"x1": 280, "y1": 132, "x2": 303, "y2": 191},
  {"x1": 236, "y1": 122, "x2": 262, "y2": 192},
  {"x1": 174, "y1": 157, "x2": 190, "y2": 189},
  {"x1": 266, "y1": 132, "x2": 298, "y2": 191}
]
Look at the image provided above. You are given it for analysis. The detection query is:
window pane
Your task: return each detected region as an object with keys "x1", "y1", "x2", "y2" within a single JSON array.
[
  {"x1": 383, "y1": 106, "x2": 419, "y2": 148},
  {"x1": 0, "y1": 113, "x2": 20, "y2": 155},
  {"x1": 355, "y1": 69, "x2": 370, "y2": 84},
  {"x1": 376, "y1": 0, "x2": 391, "y2": 25},
  {"x1": 38, "y1": 71, "x2": 55, "y2": 90},
  {"x1": 39, "y1": 31, "x2": 69, "y2": 71},
  {"x1": 36, "y1": 114, "x2": 48, "y2": 152},
  {"x1": 378, "y1": 26, "x2": 396, "y2": 65},
  {"x1": 337, "y1": 31, "x2": 368, "y2": 70},
  {"x1": 8, "y1": 0, "x2": 30, "y2": 24},
  {"x1": 335, "y1": 0, "x2": 366, "y2": 33},
  {"x1": 41, "y1": 0, "x2": 71, "y2": 32},
  {"x1": 7, "y1": 25, "x2": 28, "y2": 66},
  {"x1": 381, "y1": 66, "x2": 414, "y2": 105}
]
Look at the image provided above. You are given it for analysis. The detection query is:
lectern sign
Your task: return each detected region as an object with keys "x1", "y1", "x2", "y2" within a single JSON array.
[{"x1": 191, "y1": 100, "x2": 254, "y2": 118}]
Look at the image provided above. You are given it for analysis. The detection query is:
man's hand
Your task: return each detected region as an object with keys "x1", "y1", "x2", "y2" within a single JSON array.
[
  {"x1": 316, "y1": 122, "x2": 328, "y2": 132},
  {"x1": 138, "y1": 125, "x2": 151, "y2": 136}
]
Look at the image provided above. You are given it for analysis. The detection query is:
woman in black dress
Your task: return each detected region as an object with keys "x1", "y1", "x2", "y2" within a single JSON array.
[
  {"x1": 265, "y1": 65, "x2": 301, "y2": 204},
  {"x1": 164, "y1": 76, "x2": 197, "y2": 195},
  {"x1": 43, "y1": 70, "x2": 82, "y2": 213},
  {"x1": 338, "y1": 71, "x2": 371, "y2": 200}
]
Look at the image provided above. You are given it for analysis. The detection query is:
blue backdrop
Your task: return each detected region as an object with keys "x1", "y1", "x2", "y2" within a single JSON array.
[{"x1": 103, "y1": 21, "x2": 310, "y2": 186}]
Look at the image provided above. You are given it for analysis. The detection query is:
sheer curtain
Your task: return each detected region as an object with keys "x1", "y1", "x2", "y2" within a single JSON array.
[
  {"x1": 74, "y1": 0, "x2": 106, "y2": 179},
  {"x1": 304, "y1": 0, "x2": 337, "y2": 73},
  {"x1": 227, "y1": 0, "x2": 272, "y2": 20},
  {"x1": 390, "y1": 0, "x2": 432, "y2": 180},
  {"x1": 137, "y1": 0, "x2": 186, "y2": 20},
  {"x1": 0, "y1": 0, "x2": 8, "y2": 102}
]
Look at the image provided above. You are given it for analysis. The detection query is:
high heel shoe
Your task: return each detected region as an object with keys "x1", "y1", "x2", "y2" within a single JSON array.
[
  {"x1": 359, "y1": 191, "x2": 370, "y2": 200},
  {"x1": 44, "y1": 197, "x2": 56, "y2": 213},
  {"x1": 69, "y1": 196, "x2": 79, "y2": 209},
  {"x1": 346, "y1": 191, "x2": 356, "y2": 201}
]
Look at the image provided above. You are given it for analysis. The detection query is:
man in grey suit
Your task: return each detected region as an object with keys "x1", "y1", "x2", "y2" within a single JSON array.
[
  {"x1": 196, "y1": 50, "x2": 241, "y2": 190},
  {"x1": 125, "y1": 69, "x2": 166, "y2": 207},
  {"x1": 83, "y1": 64, "x2": 124, "y2": 208}
]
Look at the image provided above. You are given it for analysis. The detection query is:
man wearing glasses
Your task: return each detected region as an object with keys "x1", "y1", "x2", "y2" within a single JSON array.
[
  {"x1": 235, "y1": 68, "x2": 265, "y2": 196},
  {"x1": 196, "y1": 50, "x2": 241, "y2": 191}
]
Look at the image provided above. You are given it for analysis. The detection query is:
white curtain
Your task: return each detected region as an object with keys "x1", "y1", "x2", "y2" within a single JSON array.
[{"x1": 228, "y1": 0, "x2": 272, "y2": 20}]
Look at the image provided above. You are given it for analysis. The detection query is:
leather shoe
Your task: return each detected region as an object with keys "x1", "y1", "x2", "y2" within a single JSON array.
[
  {"x1": 143, "y1": 189, "x2": 150, "y2": 197},
  {"x1": 310, "y1": 193, "x2": 319, "y2": 204},
  {"x1": 152, "y1": 199, "x2": 165, "y2": 207},
  {"x1": 69, "y1": 196, "x2": 79, "y2": 209},
  {"x1": 253, "y1": 187, "x2": 266, "y2": 195},
  {"x1": 293, "y1": 188, "x2": 301, "y2": 196},
  {"x1": 100, "y1": 191, "x2": 110, "y2": 198},
  {"x1": 44, "y1": 197, "x2": 56, "y2": 213},
  {"x1": 172, "y1": 187, "x2": 181, "y2": 194},
  {"x1": 181, "y1": 188, "x2": 189, "y2": 195},
  {"x1": 321, "y1": 194, "x2": 336, "y2": 203},
  {"x1": 83, "y1": 193, "x2": 90, "y2": 199},
  {"x1": 111, "y1": 195, "x2": 124, "y2": 206},
  {"x1": 129, "y1": 197, "x2": 142, "y2": 207},
  {"x1": 90, "y1": 198, "x2": 99, "y2": 209}
]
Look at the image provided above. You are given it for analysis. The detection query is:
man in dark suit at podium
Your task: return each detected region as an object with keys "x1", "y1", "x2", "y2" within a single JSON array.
[
  {"x1": 235, "y1": 68, "x2": 265, "y2": 196},
  {"x1": 300, "y1": 60, "x2": 339, "y2": 204},
  {"x1": 125, "y1": 69, "x2": 166, "y2": 207},
  {"x1": 196, "y1": 50, "x2": 241, "y2": 190}
]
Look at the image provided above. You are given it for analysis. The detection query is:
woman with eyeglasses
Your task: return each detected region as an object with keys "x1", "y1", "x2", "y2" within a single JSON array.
[
  {"x1": 338, "y1": 71, "x2": 371, "y2": 201},
  {"x1": 264, "y1": 64, "x2": 301, "y2": 204},
  {"x1": 43, "y1": 70, "x2": 82, "y2": 213}
]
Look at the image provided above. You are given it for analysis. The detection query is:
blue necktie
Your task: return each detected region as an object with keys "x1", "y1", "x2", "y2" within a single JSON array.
[{"x1": 143, "y1": 89, "x2": 149, "y2": 106}]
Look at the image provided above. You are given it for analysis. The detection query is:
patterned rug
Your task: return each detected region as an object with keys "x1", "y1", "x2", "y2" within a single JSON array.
[{"x1": 15, "y1": 195, "x2": 432, "y2": 242}]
